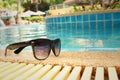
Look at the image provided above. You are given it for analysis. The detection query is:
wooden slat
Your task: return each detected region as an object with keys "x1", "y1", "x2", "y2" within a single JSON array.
[
  {"x1": 14, "y1": 64, "x2": 43, "y2": 80},
  {"x1": 0, "y1": 62, "x2": 11, "y2": 68},
  {"x1": 67, "y1": 66, "x2": 82, "y2": 80},
  {"x1": 108, "y1": 67, "x2": 118, "y2": 80},
  {"x1": 3, "y1": 64, "x2": 34, "y2": 80},
  {"x1": 0, "y1": 63, "x2": 26, "y2": 79},
  {"x1": 41, "y1": 65, "x2": 62, "y2": 80},
  {"x1": 81, "y1": 67, "x2": 93, "y2": 80},
  {"x1": 54, "y1": 66, "x2": 72, "y2": 80},
  {"x1": 0, "y1": 61, "x2": 119, "y2": 80},
  {"x1": 95, "y1": 67, "x2": 104, "y2": 80},
  {"x1": 26, "y1": 64, "x2": 52, "y2": 80},
  {"x1": 0, "y1": 62, "x2": 18, "y2": 72}
]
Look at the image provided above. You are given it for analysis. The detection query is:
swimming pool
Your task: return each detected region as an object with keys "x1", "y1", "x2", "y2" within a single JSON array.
[
  {"x1": 0, "y1": 23, "x2": 119, "y2": 51},
  {"x1": 45, "y1": 9, "x2": 120, "y2": 51},
  {"x1": 0, "y1": 24, "x2": 47, "y2": 49}
]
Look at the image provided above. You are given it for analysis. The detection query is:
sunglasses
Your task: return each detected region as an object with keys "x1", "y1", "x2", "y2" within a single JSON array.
[{"x1": 5, "y1": 38, "x2": 61, "y2": 60}]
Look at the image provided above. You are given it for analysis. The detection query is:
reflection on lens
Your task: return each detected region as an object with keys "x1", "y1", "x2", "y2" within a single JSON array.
[
  {"x1": 34, "y1": 43, "x2": 50, "y2": 59},
  {"x1": 54, "y1": 39, "x2": 61, "y2": 56}
]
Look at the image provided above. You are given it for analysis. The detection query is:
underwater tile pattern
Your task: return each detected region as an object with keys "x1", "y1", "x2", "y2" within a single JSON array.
[
  {"x1": 45, "y1": 12, "x2": 120, "y2": 48},
  {"x1": 46, "y1": 12, "x2": 120, "y2": 38}
]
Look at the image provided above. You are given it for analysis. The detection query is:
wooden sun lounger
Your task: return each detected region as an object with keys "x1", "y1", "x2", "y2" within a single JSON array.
[{"x1": 0, "y1": 61, "x2": 119, "y2": 80}]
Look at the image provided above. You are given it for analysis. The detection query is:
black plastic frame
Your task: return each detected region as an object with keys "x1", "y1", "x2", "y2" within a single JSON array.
[{"x1": 5, "y1": 38, "x2": 61, "y2": 60}]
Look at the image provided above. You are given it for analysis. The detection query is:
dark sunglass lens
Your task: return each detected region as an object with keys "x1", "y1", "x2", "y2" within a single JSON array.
[
  {"x1": 54, "y1": 39, "x2": 61, "y2": 56},
  {"x1": 34, "y1": 42, "x2": 50, "y2": 60}
]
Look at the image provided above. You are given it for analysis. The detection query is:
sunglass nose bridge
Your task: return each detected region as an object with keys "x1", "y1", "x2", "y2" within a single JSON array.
[
  {"x1": 30, "y1": 41, "x2": 35, "y2": 45},
  {"x1": 51, "y1": 40, "x2": 55, "y2": 48}
]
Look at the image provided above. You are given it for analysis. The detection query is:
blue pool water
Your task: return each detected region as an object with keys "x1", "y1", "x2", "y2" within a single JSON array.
[
  {"x1": 45, "y1": 11, "x2": 120, "y2": 51},
  {"x1": 0, "y1": 23, "x2": 119, "y2": 51},
  {"x1": 0, "y1": 24, "x2": 46, "y2": 49}
]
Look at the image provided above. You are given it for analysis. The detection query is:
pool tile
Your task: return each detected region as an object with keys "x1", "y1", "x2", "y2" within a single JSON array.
[
  {"x1": 113, "y1": 20, "x2": 120, "y2": 30},
  {"x1": 90, "y1": 22, "x2": 96, "y2": 29},
  {"x1": 62, "y1": 23, "x2": 66, "y2": 28},
  {"x1": 113, "y1": 12, "x2": 120, "y2": 20},
  {"x1": 71, "y1": 16, "x2": 76, "y2": 22},
  {"x1": 66, "y1": 16, "x2": 71, "y2": 22},
  {"x1": 83, "y1": 14, "x2": 89, "y2": 21},
  {"x1": 57, "y1": 23, "x2": 61, "y2": 28},
  {"x1": 90, "y1": 14, "x2": 96, "y2": 21},
  {"x1": 77, "y1": 22, "x2": 83, "y2": 29},
  {"x1": 71, "y1": 23, "x2": 76, "y2": 27},
  {"x1": 77, "y1": 15, "x2": 82, "y2": 21},
  {"x1": 97, "y1": 21, "x2": 104, "y2": 29},
  {"x1": 83, "y1": 22, "x2": 90, "y2": 36},
  {"x1": 105, "y1": 21, "x2": 112, "y2": 34},
  {"x1": 105, "y1": 13, "x2": 112, "y2": 20},
  {"x1": 54, "y1": 18, "x2": 57, "y2": 22},
  {"x1": 76, "y1": 26, "x2": 82, "y2": 34},
  {"x1": 97, "y1": 14, "x2": 104, "y2": 20},
  {"x1": 83, "y1": 22, "x2": 89, "y2": 29},
  {"x1": 105, "y1": 21, "x2": 112, "y2": 28},
  {"x1": 58, "y1": 17, "x2": 61, "y2": 22},
  {"x1": 97, "y1": 22, "x2": 104, "y2": 35},
  {"x1": 90, "y1": 22, "x2": 97, "y2": 35},
  {"x1": 61, "y1": 17, "x2": 66, "y2": 22}
]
